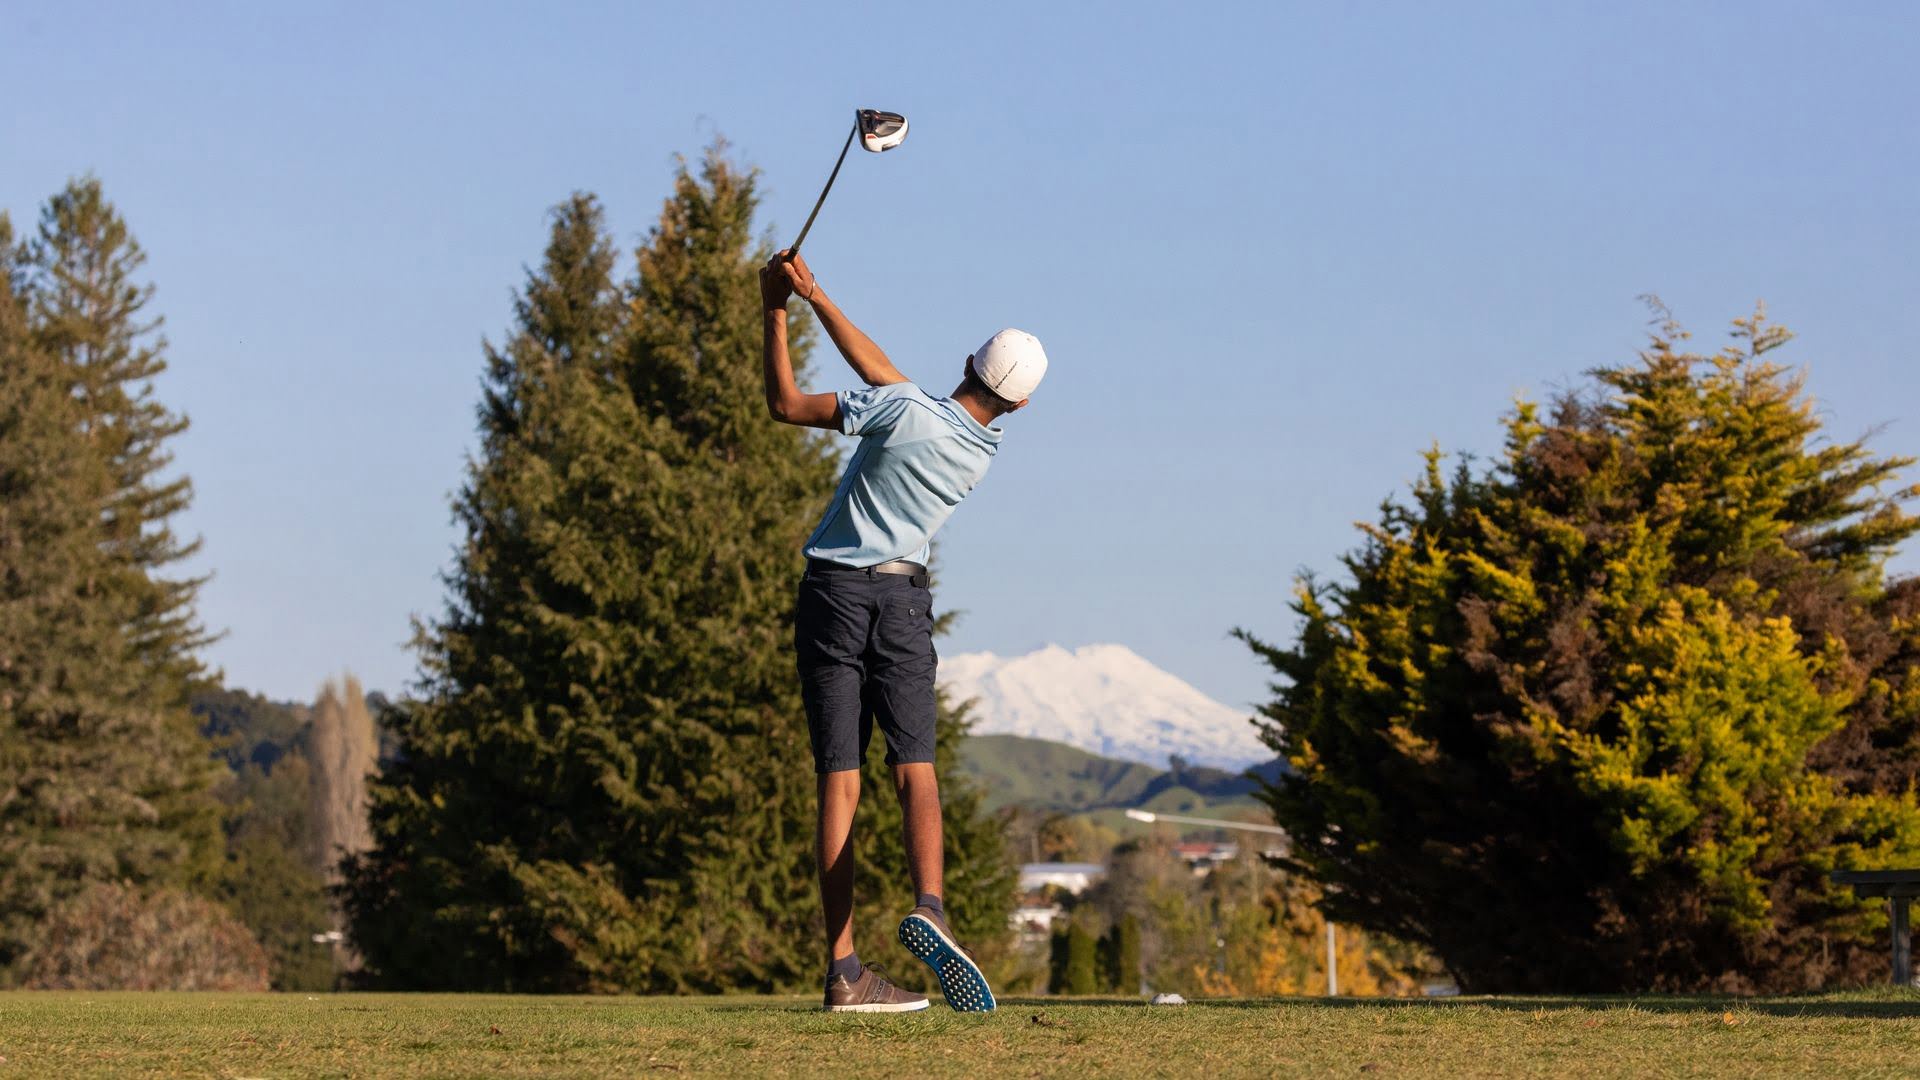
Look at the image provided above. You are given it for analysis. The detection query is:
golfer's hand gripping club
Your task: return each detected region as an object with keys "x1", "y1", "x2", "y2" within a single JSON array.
[
  {"x1": 775, "y1": 250, "x2": 818, "y2": 303},
  {"x1": 759, "y1": 256, "x2": 794, "y2": 310}
]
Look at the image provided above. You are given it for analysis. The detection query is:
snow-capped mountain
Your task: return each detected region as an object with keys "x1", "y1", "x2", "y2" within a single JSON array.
[{"x1": 938, "y1": 644, "x2": 1269, "y2": 770}]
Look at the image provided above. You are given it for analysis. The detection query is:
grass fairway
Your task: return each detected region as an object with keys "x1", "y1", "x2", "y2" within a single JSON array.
[{"x1": 3, "y1": 990, "x2": 1918, "y2": 1078}]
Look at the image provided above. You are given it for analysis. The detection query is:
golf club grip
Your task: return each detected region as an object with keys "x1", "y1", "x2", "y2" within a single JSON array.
[{"x1": 789, "y1": 122, "x2": 858, "y2": 256}]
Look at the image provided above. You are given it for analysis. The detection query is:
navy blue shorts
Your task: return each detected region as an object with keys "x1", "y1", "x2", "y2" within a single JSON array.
[{"x1": 794, "y1": 565, "x2": 938, "y2": 774}]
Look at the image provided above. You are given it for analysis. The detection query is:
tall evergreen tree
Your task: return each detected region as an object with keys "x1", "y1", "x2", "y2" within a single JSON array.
[
  {"x1": 1242, "y1": 306, "x2": 1920, "y2": 992},
  {"x1": 0, "y1": 201, "x2": 219, "y2": 982},
  {"x1": 29, "y1": 177, "x2": 211, "y2": 696},
  {"x1": 343, "y1": 190, "x2": 632, "y2": 991},
  {"x1": 346, "y1": 147, "x2": 1013, "y2": 992}
]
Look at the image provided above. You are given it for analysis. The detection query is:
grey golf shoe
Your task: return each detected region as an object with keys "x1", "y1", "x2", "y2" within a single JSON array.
[
  {"x1": 898, "y1": 906, "x2": 996, "y2": 1013},
  {"x1": 823, "y1": 965, "x2": 930, "y2": 1013}
]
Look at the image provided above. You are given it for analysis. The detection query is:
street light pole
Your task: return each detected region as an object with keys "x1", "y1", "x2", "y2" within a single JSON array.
[{"x1": 1326, "y1": 921, "x2": 1339, "y2": 996}]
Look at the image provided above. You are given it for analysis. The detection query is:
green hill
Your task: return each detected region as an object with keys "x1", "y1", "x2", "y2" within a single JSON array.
[{"x1": 956, "y1": 734, "x2": 1278, "y2": 824}]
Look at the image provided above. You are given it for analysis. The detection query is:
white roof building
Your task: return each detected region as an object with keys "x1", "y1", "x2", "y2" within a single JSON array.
[{"x1": 1019, "y1": 862, "x2": 1106, "y2": 895}]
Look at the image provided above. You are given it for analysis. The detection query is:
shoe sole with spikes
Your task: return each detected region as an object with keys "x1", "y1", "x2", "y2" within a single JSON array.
[{"x1": 898, "y1": 912, "x2": 996, "y2": 1013}]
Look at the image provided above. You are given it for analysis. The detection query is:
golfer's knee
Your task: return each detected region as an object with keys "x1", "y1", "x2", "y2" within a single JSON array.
[
  {"x1": 890, "y1": 761, "x2": 937, "y2": 797},
  {"x1": 818, "y1": 768, "x2": 860, "y2": 802}
]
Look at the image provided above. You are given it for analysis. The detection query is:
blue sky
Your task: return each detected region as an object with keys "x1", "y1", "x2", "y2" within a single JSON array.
[{"x1": 5, "y1": 1, "x2": 1917, "y2": 711}]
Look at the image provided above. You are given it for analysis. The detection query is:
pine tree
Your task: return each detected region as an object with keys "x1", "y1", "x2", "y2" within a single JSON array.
[
  {"x1": 0, "y1": 203, "x2": 219, "y2": 981},
  {"x1": 342, "y1": 190, "x2": 634, "y2": 991},
  {"x1": 29, "y1": 177, "x2": 211, "y2": 696},
  {"x1": 1242, "y1": 306, "x2": 1920, "y2": 992}
]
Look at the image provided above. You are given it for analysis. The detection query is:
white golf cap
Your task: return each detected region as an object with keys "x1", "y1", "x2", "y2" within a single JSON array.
[{"x1": 970, "y1": 328, "x2": 1049, "y2": 402}]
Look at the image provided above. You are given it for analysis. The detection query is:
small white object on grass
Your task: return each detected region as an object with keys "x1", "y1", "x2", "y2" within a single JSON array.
[{"x1": 1150, "y1": 993, "x2": 1187, "y2": 1005}]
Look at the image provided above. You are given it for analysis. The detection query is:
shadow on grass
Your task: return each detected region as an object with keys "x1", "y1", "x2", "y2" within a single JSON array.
[
  {"x1": 675, "y1": 990, "x2": 1920, "y2": 1021},
  {"x1": 1177, "y1": 991, "x2": 1920, "y2": 1020},
  {"x1": 697, "y1": 996, "x2": 1150, "y2": 1015}
]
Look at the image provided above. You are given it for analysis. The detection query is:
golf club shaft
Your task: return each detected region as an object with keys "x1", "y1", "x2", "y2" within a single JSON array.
[{"x1": 789, "y1": 121, "x2": 857, "y2": 256}]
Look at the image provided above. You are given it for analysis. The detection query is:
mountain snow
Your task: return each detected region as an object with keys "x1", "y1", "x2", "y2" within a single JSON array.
[{"x1": 938, "y1": 643, "x2": 1270, "y2": 770}]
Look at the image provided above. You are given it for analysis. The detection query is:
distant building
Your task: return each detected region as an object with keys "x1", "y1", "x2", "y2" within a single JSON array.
[
  {"x1": 1173, "y1": 842, "x2": 1240, "y2": 873},
  {"x1": 1010, "y1": 904, "x2": 1066, "y2": 942},
  {"x1": 1018, "y1": 862, "x2": 1106, "y2": 895}
]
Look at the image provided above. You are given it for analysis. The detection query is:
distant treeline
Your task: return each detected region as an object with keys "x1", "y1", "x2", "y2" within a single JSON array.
[{"x1": 192, "y1": 682, "x2": 380, "y2": 989}]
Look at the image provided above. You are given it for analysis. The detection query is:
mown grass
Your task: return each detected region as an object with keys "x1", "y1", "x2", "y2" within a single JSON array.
[{"x1": 1, "y1": 989, "x2": 1917, "y2": 1078}]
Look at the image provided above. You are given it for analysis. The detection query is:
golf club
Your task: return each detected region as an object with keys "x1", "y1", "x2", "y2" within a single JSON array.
[{"x1": 788, "y1": 108, "x2": 908, "y2": 256}]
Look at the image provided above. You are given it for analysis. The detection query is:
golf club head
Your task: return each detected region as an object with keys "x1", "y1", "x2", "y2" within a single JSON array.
[
  {"x1": 858, "y1": 109, "x2": 908, "y2": 152},
  {"x1": 789, "y1": 108, "x2": 909, "y2": 255}
]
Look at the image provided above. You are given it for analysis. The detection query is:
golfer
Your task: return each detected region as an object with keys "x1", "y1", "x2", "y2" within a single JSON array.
[{"x1": 759, "y1": 250, "x2": 1047, "y2": 1013}]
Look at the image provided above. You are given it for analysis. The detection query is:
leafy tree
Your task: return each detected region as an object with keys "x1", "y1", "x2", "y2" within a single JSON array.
[
  {"x1": 1197, "y1": 863, "x2": 1423, "y2": 997},
  {"x1": 0, "y1": 197, "x2": 220, "y2": 982},
  {"x1": 1079, "y1": 835, "x2": 1424, "y2": 997},
  {"x1": 22, "y1": 881, "x2": 268, "y2": 991},
  {"x1": 307, "y1": 674, "x2": 375, "y2": 879},
  {"x1": 345, "y1": 147, "x2": 1012, "y2": 992},
  {"x1": 1242, "y1": 307, "x2": 1920, "y2": 992}
]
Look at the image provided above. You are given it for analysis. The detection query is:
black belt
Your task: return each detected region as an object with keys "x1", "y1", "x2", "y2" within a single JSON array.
[{"x1": 807, "y1": 558, "x2": 929, "y2": 586}]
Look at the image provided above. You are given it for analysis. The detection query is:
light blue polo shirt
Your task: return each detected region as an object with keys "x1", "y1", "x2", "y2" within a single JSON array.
[{"x1": 803, "y1": 382, "x2": 1002, "y2": 567}]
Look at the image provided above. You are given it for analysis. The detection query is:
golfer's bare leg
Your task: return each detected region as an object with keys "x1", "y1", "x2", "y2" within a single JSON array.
[
  {"x1": 817, "y1": 769, "x2": 861, "y2": 962},
  {"x1": 892, "y1": 760, "x2": 992, "y2": 1011},
  {"x1": 892, "y1": 762, "x2": 943, "y2": 902}
]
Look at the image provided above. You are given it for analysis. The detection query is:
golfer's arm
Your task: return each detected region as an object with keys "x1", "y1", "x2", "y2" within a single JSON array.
[
  {"x1": 808, "y1": 289, "x2": 907, "y2": 387},
  {"x1": 763, "y1": 309, "x2": 841, "y2": 428}
]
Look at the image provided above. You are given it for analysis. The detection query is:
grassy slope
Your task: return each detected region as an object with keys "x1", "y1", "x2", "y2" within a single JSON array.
[
  {"x1": 4, "y1": 991, "x2": 1919, "y2": 1078},
  {"x1": 956, "y1": 734, "x2": 1265, "y2": 822},
  {"x1": 958, "y1": 734, "x2": 1164, "y2": 812}
]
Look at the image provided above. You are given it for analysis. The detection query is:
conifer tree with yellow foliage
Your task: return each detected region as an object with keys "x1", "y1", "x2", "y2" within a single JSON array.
[{"x1": 1244, "y1": 305, "x2": 1920, "y2": 992}]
